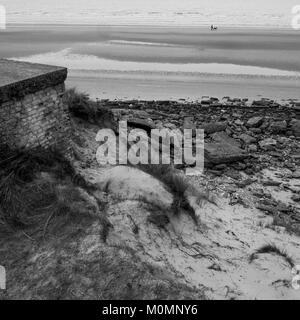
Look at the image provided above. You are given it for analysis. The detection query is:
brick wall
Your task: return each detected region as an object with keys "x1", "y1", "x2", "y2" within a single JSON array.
[
  {"x1": 0, "y1": 59, "x2": 71, "y2": 153},
  {"x1": 0, "y1": 83, "x2": 71, "y2": 151}
]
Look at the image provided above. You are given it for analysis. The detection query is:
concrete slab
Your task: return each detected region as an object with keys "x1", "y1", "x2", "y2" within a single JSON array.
[
  {"x1": 0, "y1": 59, "x2": 67, "y2": 103},
  {"x1": 0, "y1": 59, "x2": 65, "y2": 87}
]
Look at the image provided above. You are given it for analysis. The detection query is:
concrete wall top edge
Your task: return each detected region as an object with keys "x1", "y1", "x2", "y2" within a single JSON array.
[{"x1": 0, "y1": 59, "x2": 68, "y2": 104}]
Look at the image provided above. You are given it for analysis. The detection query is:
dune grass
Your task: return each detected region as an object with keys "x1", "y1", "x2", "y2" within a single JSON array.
[
  {"x1": 249, "y1": 243, "x2": 295, "y2": 268},
  {"x1": 0, "y1": 145, "x2": 100, "y2": 239},
  {"x1": 64, "y1": 88, "x2": 115, "y2": 126},
  {"x1": 137, "y1": 164, "x2": 212, "y2": 224}
]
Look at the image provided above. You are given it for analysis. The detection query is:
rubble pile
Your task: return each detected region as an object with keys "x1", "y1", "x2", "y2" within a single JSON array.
[{"x1": 100, "y1": 97, "x2": 300, "y2": 234}]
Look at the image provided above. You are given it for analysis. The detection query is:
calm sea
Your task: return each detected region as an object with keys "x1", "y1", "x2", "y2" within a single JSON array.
[{"x1": 1, "y1": 0, "x2": 296, "y2": 28}]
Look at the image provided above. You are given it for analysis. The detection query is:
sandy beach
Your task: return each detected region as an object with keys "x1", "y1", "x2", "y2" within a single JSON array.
[
  {"x1": 1, "y1": 24, "x2": 300, "y2": 100},
  {"x1": 1, "y1": 0, "x2": 300, "y2": 301}
]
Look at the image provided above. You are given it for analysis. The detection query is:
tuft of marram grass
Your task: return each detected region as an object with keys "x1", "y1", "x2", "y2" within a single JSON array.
[
  {"x1": 63, "y1": 88, "x2": 115, "y2": 127},
  {"x1": 0, "y1": 146, "x2": 102, "y2": 239},
  {"x1": 249, "y1": 243, "x2": 295, "y2": 268},
  {"x1": 136, "y1": 164, "x2": 212, "y2": 224}
]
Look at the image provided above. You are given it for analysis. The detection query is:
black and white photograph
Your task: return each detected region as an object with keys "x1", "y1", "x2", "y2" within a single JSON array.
[{"x1": 0, "y1": 0, "x2": 300, "y2": 304}]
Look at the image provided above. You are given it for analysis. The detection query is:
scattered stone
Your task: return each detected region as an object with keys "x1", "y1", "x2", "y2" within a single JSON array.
[
  {"x1": 291, "y1": 171, "x2": 300, "y2": 179},
  {"x1": 205, "y1": 143, "x2": 248, "y2": 165},
  {"x1": 201, "y1": 97, "x2": 211, "y2": 105},
  {"x1": 183, "y1": 116, "x2": 196, "y2": 129},
  {"x1": 262, "y1": 180, "x2": 281, "y2": 187},
  {"x1": 239, "y1": 133, "x2": 256, "y2": 145},
  {"x1": 269, "y1": 120, "x2": 287, "y2": 133},
  {"x1": 249, "y1": 128, "x2": 262, "y2": 134},
  {"x1": 127, "y1": 118, "x2": 156, "y2": 134},
  {"x1": 234, "y1": 119, "x2": 244, "y2": 126},
  {"x1": 236, "y1": 178, "x2": 255, "y2": 188},
  {"x1": 214, "y1": 164, "x2": 227, "y2": 170},
  {"x1": 131, "y1": 110, "x2": 151, "y2": 119},
  {"x1": 291, "y1": 195, "x2": 300, "y2": 202},
  {"x1": 256, "y1": 204, "x2": 277, "y2": 215},
  {"x1": 164, "y1": 122, "x2": 177, "y2": 130},
  {"x1": 259, "y1": 138, "x2": 277, "y2": 150},
  {"x1": 201, "y1": 122, "x2": 227, "y2": 134},
  {"x1": 247, "y1": 144, "x2": 258, "y2": 152},
  {"x1": 290, "y1": 119, "x2": 300, "y2": 137},
  {"x1": 211, "y1": 131, "x2": 241, "y2": 147},
  {"x1": 246, "y1": 116, "x2": 264, "y2": 128}
]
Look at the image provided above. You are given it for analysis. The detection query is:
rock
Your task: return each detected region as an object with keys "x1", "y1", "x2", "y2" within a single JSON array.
[
  {"x1": 200, "y1": 96, "x2": 211, "y2": 105},
  {"x1": 239, "y1": 133, "x2": 256, "y2": 145},
  {"x1": 164, "y1": 122, "x2": 177, "y2": 130},
  {"x1": 259, "y1": 138, "x2": 277, "y2": 150},
  {"x1": 214, "y1": 164, "x2": 227, "y2": 170},
  {"x1": 262, "y1": 180, "x2": 281, "y2": 187},
  {"x1": 246, "y1": 116, "x2": 264, "y2": 128},
  {"x1": 249, "y1": 128, "x2": 262, "y2": 134},
  {"x1": 252, "y1": 100, "x2": 269, "y2": 107},
  {"x1": 293, "y1": 171, "x2": 300, "y2": 178},
  {"x1": 291, "y1": 195, "x2": 300, "y2": 202},
  {"x1": 277, "y1": 137, "x2": 290, "y2": 144},
  {"x1": 201, "y1": 121, "x2": 227, "y2": 134},
  {"x1": 211, "y1": 131, "x2": 241, "y2": 147},
  {"x1": 290, "y1": 119, "x2": 300, "y2": 137},
  {"x1": 183, "y1": 116, "x2": 196, "y2": 129},
  {"x1": 233, "y1": 162, "x2": 247, "y2": 170},
  {"x1": 131, "y1": 110, "x2": 151, "y2": 119},
  {"x1": 234, "y1": 119, "x2": 244, "y2": 126},
  {"x1": 127, "y1": 118, "x2": 156, "y2": 135},
  {"x1": 256, "y1": 204, "x2": 277, "y2": 215},
  {"x1": 236, "y1": 178, "x2": 255, "y2": 188},
  {"x1": 201, "y1": 98, "x2": 211, "y2": 105},
  {"x1": 205, "y1": 142, "x2": 248, "y2": 165},
  {"x1": 269, "y1": 120, "x2": 287, "y2": 133},
  {"x1": 248, "y1": 144, "x2": 258, "y2": 152}
]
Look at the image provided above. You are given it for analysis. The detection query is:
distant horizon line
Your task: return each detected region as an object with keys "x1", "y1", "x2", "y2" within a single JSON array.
[{"x1": 4, "y1": 22, "x2": 296, "y2": 31}]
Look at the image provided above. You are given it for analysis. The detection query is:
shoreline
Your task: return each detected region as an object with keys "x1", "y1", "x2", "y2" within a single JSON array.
[
  {"x1": 5, "y1": 23, "x2": 296, "y2": 30},
  {"x1": 67, "y1": 70, "x2": 300, "y2": 102},
  {"x1": 2, "y1": 24, "x2": 300, "y2": 101}
]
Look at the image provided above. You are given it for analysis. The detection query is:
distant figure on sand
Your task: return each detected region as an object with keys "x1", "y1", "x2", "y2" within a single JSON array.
[{"x1": 211, "y1": 25, "x2": 218, "y2": 31}]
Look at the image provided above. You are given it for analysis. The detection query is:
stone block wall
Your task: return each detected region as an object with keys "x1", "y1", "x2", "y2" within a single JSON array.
[{"x1": 0, "y1": 59, "x2": 71, "y2": 153}]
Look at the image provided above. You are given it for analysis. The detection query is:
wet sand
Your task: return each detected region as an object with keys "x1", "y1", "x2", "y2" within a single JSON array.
[
  {"x1": 67, "y1": 70, "x2": 300, "y2": 101},
  {"x1": 1, "y1": 24, "x2": 300, "y2": 100}
]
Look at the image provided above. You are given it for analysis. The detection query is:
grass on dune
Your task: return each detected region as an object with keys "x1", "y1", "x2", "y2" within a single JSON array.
[
  {"x1": 63, "y1": 88, "x2": 115, "y2": 126},
  {"x1": 249, "y1": 243, "x2": 295, "y2": 268},
  {"x1": 137, "y1": 164, "x2": 213, "y2": 225},
  {"x1": 0, "y1": 145, "x2": 101, "y2": 240}
]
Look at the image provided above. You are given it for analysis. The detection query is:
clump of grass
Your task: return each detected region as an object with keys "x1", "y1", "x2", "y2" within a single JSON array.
[
  {"x1": 0, "y1": 144, "x2": 74, "y2": 182},
  {"x1": 64, "y1": 88, "x2": 97, "y2": 121},
  {"x1": 64, "y1": 88, "x2": 115, "y2": 128},
  {"x1": 0, "y1": 145, "x2": 102, "y2": 239},
  {"x1": 272, "y1": 213, "x2": 300, "y2": 237},
  {"x1": 137, "y1": 164, "x2": 211, "y2": 224},
  {"x1": 249, "y1": 243, "x2": 295, "y2": 268}
]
